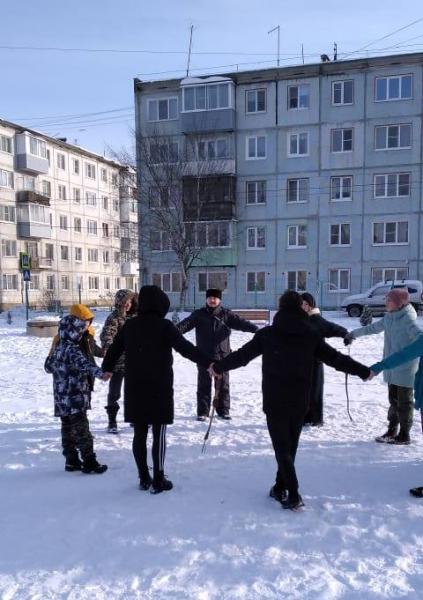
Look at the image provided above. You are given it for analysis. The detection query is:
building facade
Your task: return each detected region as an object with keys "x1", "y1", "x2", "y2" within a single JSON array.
[
  {"x1": 0, "y1": 120, "x2": 138, "y2": 310},
  {"x1": 134, "y1": 52, "x2": 423, "y2": 309}
]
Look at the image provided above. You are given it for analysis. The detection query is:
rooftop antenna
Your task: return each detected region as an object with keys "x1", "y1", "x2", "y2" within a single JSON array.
[
  {"x1": 186, "y1": 24, "x2": 194, "y2": 77},
  {"x1": 268, "y1": 25, "x2": 280, "y2": 67},
  {"x1": 333, "y1": 42, "x2": 338, "y2": 61},
  {"x1": 301, "y1": 43, "x2": 305, "y2": 65}
]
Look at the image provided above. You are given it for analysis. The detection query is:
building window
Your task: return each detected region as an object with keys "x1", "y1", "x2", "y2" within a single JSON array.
[
  {"x1": 42, "y1": 180, "x2": 51, "y2": 197},
  {"x1": 86, "y1": 192, "x2": 97, "y2": 206},
  {"x1": 246, "y1": 272, "x2": 265, "y2": 293},
  {"x1": 246, "y1": 135, "x2": 266, "y2": 159},
  {"x1": 246, "y1": 180, "x2": 266, "y2": 205},
  {"x1": 198, "y1": 271, "x2": 228, "y2": 292},
  {"x1": 113, "y1": 225, "x2": 120, "y2": 238},
  {"x1": 102, "y1": 223, "x2": 109, "y2": 238},
  {"x1": 111, "y1": 173, "x2": 118, "y2": 186},
  {"x1": 102, "y1": 196, "x2": 109, "y2": 210},
  {"x1": 1, "y1": 239, "x2": 17, "y2": 257},
  {"x1": 88, "y1": 276, "x2": 99, "y2": 290},
  {"x1": 88, "y1": 248, "x2": 98, "y2": 262},
  {"x1": 29, "y1": 275, "x2": 40, "y2": 290},
  {"x1": 330, "y1": 176, "x2": 352, "y2": 201},
  {"x1": 29, "y1": 137, "x2": 47, "y2": 158},
  {"x1": 183, "y1": 83, "x2": 231, "y2": 112},
  {"x1": 329, "y1": 269, "x2": 350, "y2": 291},
  {"x1": 46, "y1": 274, "x2": 55, "y2": 291},
  {"x1": 331, "y1": 128, "x2": 353, "y2": 152},
  {"x1": 150, "y1": 141, "x2": 179, "y2": 164},
  {"x1": 0, "y1": 170, "x2": 13, "y2": 188},
  {"x1": 58, "y1": 185, "x2": 66, "y2": 201},
  {"x1": 373, "y1": 221, "x2": 408, "y2": 245},
  {"x1": 61, "y1": 275, "x2": 70, "y2": 290},
  {"x1": 152, "y1": 272, "x2": 182, "y2": 293},
  {"x1": 45, "y1": 243, "x2": 54, "y2": 260},
  {"x1": 147, "y1": 97, "x2": 178, "y2": 121},
  {"x1": 74, "y1": 247, "x2": 82, "y2": 262},
  {"x1": 60, "y1": 245, "x2": 69, "y2": 260},
  {"x1": 374, "y1": 173, "x2": 410, "y2": 198},
  {"x1": 2, "y1": 274, "x2": 18, "y2": 290},
  {"x1": 371, "y1": 267, "x2": 409, "y2": 285},
  {"x1": 288, "y1": 84, "x2": 310, "y2": 109},
  {"x1": 287, "y1": 271, "x2": 307, "y2": 291},
  {"x1": 104, "y1": 276, "x2": 110, "y2": 290},
  {"x1": 287, "y1": 178, "x2": 309, "y2": 203},
  {"x1": 375, "y1": 74, "x2": 412, "y2": 102},
  {"x1": 287, "y1": 225, "x2": 307, "y2": 248},
  {"x1": 332, "y1": 80, "x2": 354, "y2": 105},
  {"x1": 375, "y1": 124, "x2": 411, "y2": 150},
  {"x1": 21, "y1": 176, "x2": 35, "y2": 191},
  {"x1": 0, "y1": 205, "x2": 15, "y2": 222},
  {"x1": 247, "y1": 226, "x2": 266, "y2": 249},
  {"x1": 72, "y1": 158, "x2": 80, "y2": 174},
  {"x1": 330, "y1": 223, "x2": 351, "y2": 246},
  {"x1": 57, "y1": 153, "x2": 65, "y2": 170},
  {"x1": 74, "y1": 217, "x2": 82, "y2": 233},
  {"x1": 114, "y1": 251, "x2": 120, "y2": 264},
  {"x1": 197, "y1": 138, "x2": 229, "y2": 160},
  {"x1": 101, "y1": 168, "x2": 107, "y2": 183},
  {"x1": 73, "y1": 188, "x2": 81, "y2": 203},
  {"x1": 288, "y1": 132, "x2": 309, "y2": 156},
  {"x1": 246, "y1": 89, "x2": 266, "y2": 113},
  {"x1": 185, "y1": 222, "x2": 230, "y2": 248},
  {"x1": 29, "y1": 204, "x2": 49, "y2": 224},
  {"x1": 85, "y1": 163, "x2": 96, "y2": 179},
  {"x1": 0, "y1": 135, "x2": 13, "y2": 154},
  {"x1": 87, "y1": 220, "x2": 98, "y2": 235},
  {"x1": 103, "y1": 249, "x2": 110, "y2": 264},
  {"x1": 59, "y1": 215, "x2": 68, "y2": 230}
]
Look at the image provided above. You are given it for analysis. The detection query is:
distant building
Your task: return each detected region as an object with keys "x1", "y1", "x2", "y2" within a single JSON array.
[{"x1": 0, "y1": 119, "x2": 138, "y2": 309}]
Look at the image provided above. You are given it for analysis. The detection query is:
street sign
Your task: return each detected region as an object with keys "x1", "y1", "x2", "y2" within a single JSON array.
[
  {"x1": 22, "y1": 270, "x2": 31, "y2": 282},
  {"x1": 19, "y1": 252, "x2": 31, "y2": 270}
]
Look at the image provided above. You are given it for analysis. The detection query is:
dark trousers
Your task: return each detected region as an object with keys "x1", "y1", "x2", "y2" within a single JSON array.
[
  {"x1": 106, "y1": 372, "x2": 124, "y2": 418},
  {"x1": 266, "y1": 411, "x2": 304, "y2": 494},
  {"x1": 197, "y1": 366, "x2": 230, "y2": 417},
  {"x1": 132, "y1": 423, "x2": 167, "y2": 478},
  {"x1": 387, "y1": 384, "x2": 414, "y2": 433},
  {"x1": 304, "y1": 361, "x2": 324, "y2": 425},
  {"x1": 60, "y1": 412, "x2": 94, "y2": 461}
]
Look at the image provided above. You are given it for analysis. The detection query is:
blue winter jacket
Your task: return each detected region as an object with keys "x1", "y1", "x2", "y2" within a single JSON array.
[
  {"x1": 371, "y1": 334, "x2": 423, "y2": 410},
  {"x1": 45, "y1": 315, "x2": 103, "y2": 417},
  {"x1": 351, "y1": 304, "x2": 421, "y2": 387}
]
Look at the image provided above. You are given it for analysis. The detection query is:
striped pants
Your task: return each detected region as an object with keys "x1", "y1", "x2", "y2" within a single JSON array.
[{"x1": 132, "y1": 423, "x2": 167, "y2": 478}]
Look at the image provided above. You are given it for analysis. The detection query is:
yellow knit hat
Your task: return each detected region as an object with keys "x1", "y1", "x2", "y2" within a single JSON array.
[{"x1": 69, "y1": 304, "x2": 94, "y2": 321}]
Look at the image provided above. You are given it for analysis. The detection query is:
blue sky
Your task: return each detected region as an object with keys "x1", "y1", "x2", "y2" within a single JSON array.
[{"x1": 1, "y1": 0, "x2": 422, "y2": 155}]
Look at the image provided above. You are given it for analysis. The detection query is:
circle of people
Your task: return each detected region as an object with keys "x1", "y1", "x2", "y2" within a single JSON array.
[{"x1": 44, "y1": 284, "x2": 423, "y2": 510}]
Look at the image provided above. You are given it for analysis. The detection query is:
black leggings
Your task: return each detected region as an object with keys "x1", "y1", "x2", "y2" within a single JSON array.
[{"x1": 132, "y1": 423, "x2": 167, "y2": 478}]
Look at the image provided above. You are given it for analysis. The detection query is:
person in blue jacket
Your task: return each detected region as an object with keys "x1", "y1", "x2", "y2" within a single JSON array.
[{"x1": 370, "y1": 333, "x2": 423, "y2": 498}]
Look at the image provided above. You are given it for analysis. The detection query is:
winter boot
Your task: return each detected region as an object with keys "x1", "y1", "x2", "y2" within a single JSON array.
[
  {"x1": 217, "y1": 412, "x2": 232, "y2": 420},
  {"x1": 409, "y1": 486, "x2": 423, "y2": 498},
  {"x1": 81, "y1": 456, "x2": 108, "y2": 474},
  {"x1": 388, "y1": 429, "x2": 411, "y2": 445},
  {"x1": 105, "y1": 406, "x2": 119, "y2": 434},
  {"x1": 281, "y1": 491, "x2": 304, "y2": 511},
  {"x1": 269, "y1": 484, "x2": 287, "y2": 503},
  {"x1": 375, "y1": 424, "x2": 398, "y2": 443},
  {"x1": 150, "y1": 471, "x2": 173, "y2": 494},
  {"x1": 139, "y1": 468, "x2": 153, "y2": 491},
  {"x1": 65, "y1": 454, "x2": 83, "y2": 472}
]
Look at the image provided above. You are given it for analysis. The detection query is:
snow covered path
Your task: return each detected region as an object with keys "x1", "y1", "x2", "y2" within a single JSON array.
[{"x1": 1, "y1": 310, "x2": 423, "y2": 599}]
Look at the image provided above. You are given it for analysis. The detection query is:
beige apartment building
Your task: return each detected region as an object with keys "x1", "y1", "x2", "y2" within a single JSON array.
[{"x1": 0, "y1": 119, "x2": 139, "y2": 310}]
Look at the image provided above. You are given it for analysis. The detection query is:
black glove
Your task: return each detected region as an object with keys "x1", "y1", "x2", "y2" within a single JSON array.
[{"x1": 343, "y1": 332, "x2": 354, "y2": 346}]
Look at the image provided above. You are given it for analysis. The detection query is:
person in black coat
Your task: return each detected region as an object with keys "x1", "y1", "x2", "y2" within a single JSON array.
[
  {"x1": 102, "y1": 285, "x2": 211, "y2": 494},
  {"x1": 209, "y1": 291, "x2": 370, "y2": 510},
  {"x1": 300, "y1": 292, "x2": 348, "y2": 426},
  {"x1": 177, "y1": 289, "x2": 258, "y2": 421}
]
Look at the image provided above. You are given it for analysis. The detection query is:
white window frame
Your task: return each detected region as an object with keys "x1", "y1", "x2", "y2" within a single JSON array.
[
  {"x1": 328, "y1": 269, "x2": 350, "y2": 292},
  {"x1": 374, "y1": 124, "x2": 412, "y2": 151},
  {"x1": 2, "y1": 274, "x2": 18, "y2": 290},
  {"x1": 103, "y1": 249, "x2": 110, "y2": 264},
  {"x1": 371, "y1": 267, "x2": 409, "y2": 285},
  {"x1": 373, "y1": 173, "x2": 411, "y2": 198},
  {"x1": 85, "y1": 191, "x2": 97, "y2": 207},
  {"x1": 147, "y1": 97, "x2": 178, "y2": 121},
  {"x1": 0, "y1": 135, "x2": 13, "y2": 154},
  {"x1": 288, "y1": 84, "x2": 310, "y2": 110},
  {"x1": 246, "y1": 180, "x2": 266, "y2": 205},
  {"x1": 74, "y1": 217, "x2": 82, "y2": 233},
  {"x1": 245, "y1": 89, "x2": 267, "y2": 114},
  {"x1": 1, "y1": 239, "x2": 17, "y2": 257},
  {"x1": 246, "y1": 271, "x2": 266, "y2": 293},
  {"x1": 60, "y1": 245, "x2": 69, "y2": 261},
  {"x1": 246, "y1": 135, "x2": 267, "y2": 160},
  {"x1": 58, "y1": 184, "x2": 66, "y2": 201},
  {"x1": 85, "y1": 163, "x2": 96, "y2": 179},
  {"x1": 29, "y1": 137, "x2": 47, "y2": 158},
  {"x1": 57, "y1": 153, "x2": 65, "y2": 170},
  {"x1": 375, "y1": 74, "x2": 413, "y2": 102},
  {"x1": 0, "y1": 169, "x2": 13, "y2": 188},
  {"x1": 72, "y1": 158, "x2": 80, "y2": 174},
  {"x1": 332, "y1": 80, "x2": 354, "y2": 105},
  {"x1": 0, "y1": 205, "x2": 16, "y2": 222},
  {"x1": 59, "y1": 215, "x2": 68, "y2": 231},
  {"x1": 372, "y1": 221, "x2": 409, "y2": 246},
  {"x1": 74, "y1": 247, "x2": 82, "y2": 262},
  {"x1": 88, "y1": 276, "x2": 99, "y2": 290},
  {"x1": 87, "y1": 248, "x2": 98, "y2": 262},
  {"x1": 330, "y1": 176, "x2": 353, "y2": 202},
  {"x1": 331, "y1": 128, "x2": 353, "y2": 153},
  {"x1": 152, "y1": 272, "x2": 182, "y2": 293},
  {"x1": 287, "y1": 178, "x2": 309, "y2": 203},
  {"x1": 287, "y1": 132, "x2": 309, "y2": 157},
  {"x1": 287, "y1": 270, "x2": 308, "y2": 292},
  {"x1": 182, "y1": 83, "x2": 232, "y2": 112},
  {"x1": 197, "y1": 138, "x2": 229, "y2": 160},
  {"x1": 329, "y1": 223, "x2": 351, "y2": 247},
  {"x1": 198, "y1": 271, "x2": 228, "y2": 292},
  {"x1": 287, "y1": 225, "x2": 307, "y2": 249},
  {"x1": 101, "y1": 168, "x2": 108, "y2": 183},
  {"x1": 247, "y1": 226, "x2": 266, "y2": 249},
  {"x1": 87, "y1": 219, "x2": 98, "y2": 236}
]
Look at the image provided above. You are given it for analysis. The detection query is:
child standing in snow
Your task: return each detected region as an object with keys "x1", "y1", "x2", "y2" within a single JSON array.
[{"x1": 45, "y1": 313, "x2": 108, "y2": 474}]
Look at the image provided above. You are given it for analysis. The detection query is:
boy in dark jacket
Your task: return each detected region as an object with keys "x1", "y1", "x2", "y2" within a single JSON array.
[
  {"x1": 301, "y1": 292, "x2": 348, "y2": 426},
  {"x1": 100, "y1": 288, "x2": 137, "y2": 433},
  {"x1": 45, "y1": 314, "x2": 108, "y2": 474},
  {"x1": 210, "y1": 291, "x2": 370, "y2": 510},
  {"x1": 178, "y1": 288, "x2": 258, "y2": 421},
  {"x1": 102, "y1": 285, "x2": 211, "y2": 494}
]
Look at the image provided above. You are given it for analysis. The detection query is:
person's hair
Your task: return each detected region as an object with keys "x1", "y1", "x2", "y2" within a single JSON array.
[
  {"x1": 278, "y1": 290, "x2": 303, "y2": 311},
  {"x1": 300, "y1": 292, "x2": 316, "y2": 308}
]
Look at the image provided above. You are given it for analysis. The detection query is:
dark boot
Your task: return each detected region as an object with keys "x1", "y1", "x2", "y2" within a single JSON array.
[
  {"x1": 269, "y1": 484, "x2": 287, "y2": 503},
  {"x1": 139, "y1": 468, "x2": 152, "y2": 491},
  {"x1": 81, "y1": 455, "x2": 108, "y2": 474},
  {"x1": 375, "y1": 424, "x2": 398, "y2": 443},
  {"x1": 150, "y1": 471, "x2": 173, "y2": 494},
  {"x1": 65, "y1": 453, "x2": 82, "y2": 472},
  {"x1": 388, "y1": 429, "x2": 411, "y2": 445},
  {"x1": 281, "y1": 491, "x2": 304, "y2": 510},
  {"x1": 105, "y1": 406, "x2": 119, "y2": 434}
]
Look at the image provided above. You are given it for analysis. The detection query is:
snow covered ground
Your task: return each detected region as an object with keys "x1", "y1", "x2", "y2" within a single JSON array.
[{"x1": 0, "y1": 308, "x2": 423, "y2": 599}]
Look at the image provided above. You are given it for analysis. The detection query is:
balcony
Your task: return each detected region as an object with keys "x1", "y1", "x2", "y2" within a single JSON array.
[
  {"x1": 15, "y1": 153, "x2": 49, "y2": 175},
  {"x1": 17, "y1": 203, "x2": 52, "y2": 239},
  {"x1": 16, "y1": 190, "x2": 50, "y2": 206},
  {"x1": 121, "y1": 261, "x2": 139, "y2": 276},
  {"x1": 184, "y1": 158, "x2": 236, "y2": 177},
  {"x1": 181, "y1": 109, "x2": 236, "y2": 135},
  {"x1": 182, "y1": 175, "x2": 236, "y2": 221},
  {"x1": 31, "y1": 257, "x2": 54, "y2": 269}
]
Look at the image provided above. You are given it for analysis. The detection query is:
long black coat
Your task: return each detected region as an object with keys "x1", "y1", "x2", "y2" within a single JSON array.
[
  {"x1": 178, "y1": 306, "x2": 258, "y2": 360},
  {"x1": 214, "y1": 309, "x2": 369, "y2": 417},
  {"x1": 102, "y1": 287, "x2": 210, "y2": 424}
]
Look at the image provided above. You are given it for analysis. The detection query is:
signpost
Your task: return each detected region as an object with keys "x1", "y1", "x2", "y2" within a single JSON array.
[{"x1": 19, "y1": 252, "x2": 31, "y2": 321}]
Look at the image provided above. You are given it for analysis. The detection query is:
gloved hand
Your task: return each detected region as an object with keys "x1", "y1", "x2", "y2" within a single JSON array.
[{"x1": 344, "y1": 332, "x2": 355, "y2": 346}]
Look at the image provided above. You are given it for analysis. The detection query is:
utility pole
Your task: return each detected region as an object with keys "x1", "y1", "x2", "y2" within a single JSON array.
[
  {"x1": 186, "y1": 25, "x2": 194, "y2": 77},
  {"x1": 301, "y1": 43, "x2": 305, "y2": 65},
  {"x1": 268, "y1": 25, "x2": 280, "y2": 67}
]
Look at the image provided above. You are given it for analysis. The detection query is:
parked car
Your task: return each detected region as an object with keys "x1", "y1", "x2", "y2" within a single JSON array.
[{"x1": 341, "y1": 280, "x2": 423, "y2": 317}]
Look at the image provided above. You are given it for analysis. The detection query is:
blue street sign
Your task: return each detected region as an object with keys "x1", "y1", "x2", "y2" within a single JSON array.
[{"x1": 22, "y1": 270, "x2": 31, "y2": 282}]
